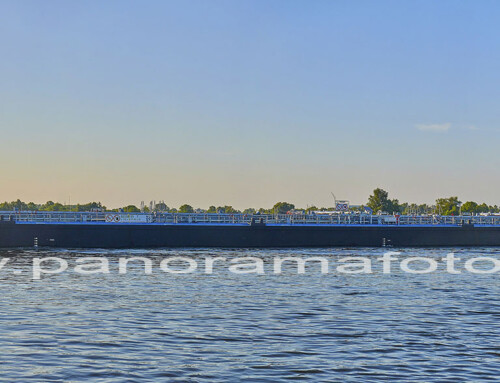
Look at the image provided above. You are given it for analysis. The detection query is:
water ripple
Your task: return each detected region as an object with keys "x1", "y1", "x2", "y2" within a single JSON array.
[{"x1": 0, "y1": 247, "x2": 499, "y2": 381}]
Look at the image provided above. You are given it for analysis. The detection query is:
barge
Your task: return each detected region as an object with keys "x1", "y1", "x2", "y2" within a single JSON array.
[{"x1": 1, "y1": 211, "x2": 500, "y2": 248}]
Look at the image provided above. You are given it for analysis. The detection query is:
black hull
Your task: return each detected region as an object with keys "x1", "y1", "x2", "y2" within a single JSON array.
[{"x1": 1, "y1": 222, "x2": 500, "y2": 248}]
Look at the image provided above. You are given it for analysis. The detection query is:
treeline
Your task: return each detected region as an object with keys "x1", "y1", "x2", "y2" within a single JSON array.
[
  {"x1": 365, "y1": 189, "x2": 500, "y2": 215},
  {"x1": 0, "y1": 200, "x2": 106, "y2": 212},
  {"x1": 114, "y1": 203, "x2": 297, "y2": 214},
  {"x1": 1, "y1": 189, "x2": 499, "y2": 216}
]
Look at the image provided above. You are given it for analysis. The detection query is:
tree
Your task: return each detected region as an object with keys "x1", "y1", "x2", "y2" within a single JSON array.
[
  {"x1": 243, "y1": 208, "x2": 256, "y2": 214},
  {"x1": 43, "y1": 202, "x2": 64, "y2": 211},
  {"x1": 220, "y1": 205, "x2": 239, "y2": 214},
  {"x1": 207, "y1": 206, "x2": 217, "y2": 213},
  {"x1": 179, "y1": 204, "x2": 194, "y2": 213},
  {"x1": 26, "y1": 202, "x2": 38, "y2": 211},
  {"x1": 435, "y1": 197, "x2": 461, "y2": 216},
  {"x1": 477, "y1": 203, "x2": 490, "y2": 214},
  {"x1": 13, "y1": 199, "x2": 26, "y2": 211},
  {"x1": 76, "y1": 202, "x2": 105, "y2": 212},
  {"x1": 40, "y1": 201, "x2": 55, "y2": 210},
  {"x1": 461, "y1": 201, "x2": 478, "y2": 214},
  {"x1": 155, "y1": 202, "x2": 169, "y2": 212},
  {"x1": 391, "y1": 199, "x2": 404, "y2": 214},
  {"x1": 367, "y1": 188, "x2": 400, "y2": 214},
  {"x1": 272, "y1": 202, "x2": 295, "y2": 214},
  {"x1": 123, "y1": 205, "x2": 140, "y2": 213}
]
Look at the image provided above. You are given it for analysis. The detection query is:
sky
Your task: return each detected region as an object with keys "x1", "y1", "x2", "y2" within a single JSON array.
[{"x1": 1, "y1": 0, "x2": 500, "y2": 209}]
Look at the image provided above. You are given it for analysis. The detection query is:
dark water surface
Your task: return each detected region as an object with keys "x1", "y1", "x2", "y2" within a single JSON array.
[{"x1": 0, "y1": 248, "x2": 499, "y2": 382}]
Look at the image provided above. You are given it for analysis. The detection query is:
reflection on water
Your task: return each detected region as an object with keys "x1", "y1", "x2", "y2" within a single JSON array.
[{"x1": 0, "y1": 248, "x2": 499, "y2": 382}]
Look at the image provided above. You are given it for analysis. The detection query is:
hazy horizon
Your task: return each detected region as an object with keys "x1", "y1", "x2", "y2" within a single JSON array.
[{"x1": 2, "y1": 0, "x2": 499, "y2": 209}]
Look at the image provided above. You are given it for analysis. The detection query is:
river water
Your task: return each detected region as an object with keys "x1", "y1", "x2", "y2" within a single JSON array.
[{"x1": 0, "y1": 248, "x2": 499, "y2": 382}]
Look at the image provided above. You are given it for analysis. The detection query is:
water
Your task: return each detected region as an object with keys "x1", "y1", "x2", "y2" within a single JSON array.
[{"x1": 1, "y1": 248, "x2": 500, "y2": 382}]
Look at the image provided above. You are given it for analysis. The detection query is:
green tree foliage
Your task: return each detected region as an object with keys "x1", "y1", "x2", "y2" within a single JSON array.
[
  {"x1": 272, "y1": 202, "x2": 295, "y2": 214},
  {"x1": 122, "y1": 205, "x2": 140, "y2": 213},
  {"x1": 40, "y1": 201, "x2": 65, "y2": 211},
  {"x1": 1, "y1": 196, "x2": 499, "y2": 216},
  {"x1": 477, "y1": 203, "x2": 490, "y2": 213},
  {"x1": 73, "y1": 202, "x2": 105, "y2": 212},
  {"x1": 0, "y1": 199, "x2": 32, "y2": 211},
  {"x1": 178, "y1": 204, "x2": 194, "y2": 213},
  {"x1": 367, "y1": 188, "x2": 401, "y2": 214},
  {"x1": 0, "y1": 200, "x2": 106, "y2": 212},
  {"x1": 392, "y1": 200, "x2": 403, "y2": 214},
  {"x1": 27, "y1": 202, "x2": 38, "y2": 210},
  {"x1": 435, "y1": 197, "x2": 461, "y2": 215},
  {"x1": 154, "y1": 202, "x2": 169, "y2": 212},
  {"x1": 461, "y1": 201, "x2": 499, "y2": 214},
  {"x1": 219, "y1": 206, "x2": 239, "y2": 214},
  {"x1": 461, "y1": 201, "x2": 478, "y2": 213}
]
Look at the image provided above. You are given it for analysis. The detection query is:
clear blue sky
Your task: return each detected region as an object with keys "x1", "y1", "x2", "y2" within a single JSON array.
[{"x1": 1, "y1": 0, "x2": 499, "y2": 208}]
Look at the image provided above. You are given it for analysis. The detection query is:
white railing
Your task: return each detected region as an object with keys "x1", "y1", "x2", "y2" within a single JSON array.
[{"x1": 2, "y1": 211, "x2": 500, "y2": 226}]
